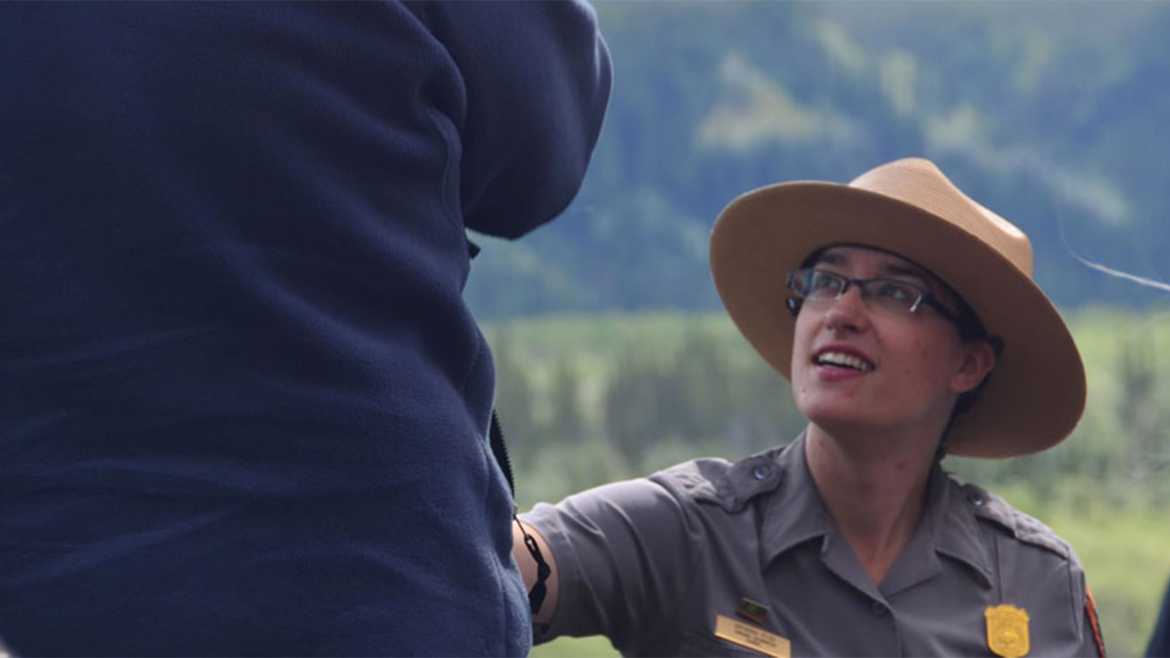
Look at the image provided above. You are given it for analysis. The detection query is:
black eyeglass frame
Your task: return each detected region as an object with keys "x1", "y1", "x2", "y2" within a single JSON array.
[{"x1": 785, "y1": 268, "x2": 963, "y2": 325}]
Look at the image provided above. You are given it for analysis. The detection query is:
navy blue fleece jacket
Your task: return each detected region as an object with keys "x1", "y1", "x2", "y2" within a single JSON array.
[{"x1": 0, "y1": 2, "x2": 610, "y2": 655}]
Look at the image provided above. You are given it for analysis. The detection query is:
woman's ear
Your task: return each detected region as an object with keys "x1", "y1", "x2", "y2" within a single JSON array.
[{"x1": 951, "y1": 338, "x2": 997, "y2": 394}]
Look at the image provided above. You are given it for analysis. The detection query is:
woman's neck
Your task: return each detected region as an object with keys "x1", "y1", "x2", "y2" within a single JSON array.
[{"x1": 804, "y1": 423, "x2": 937, "y2": 586}]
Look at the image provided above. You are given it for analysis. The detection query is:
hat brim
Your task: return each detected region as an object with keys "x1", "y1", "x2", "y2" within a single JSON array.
[{"x1": 710, "y1": 181, "x2": 1086, "y2": 458}]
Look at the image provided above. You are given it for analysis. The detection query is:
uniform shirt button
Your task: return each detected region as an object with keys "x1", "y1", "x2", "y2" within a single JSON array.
[{"x1": 752, "y1": 465, "x2": 770, "y2": 481}]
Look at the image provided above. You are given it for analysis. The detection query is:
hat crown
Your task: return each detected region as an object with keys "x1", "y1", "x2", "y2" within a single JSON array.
[{"x1": 849, "y1": 158, "x2": 1034, "y2": 277}]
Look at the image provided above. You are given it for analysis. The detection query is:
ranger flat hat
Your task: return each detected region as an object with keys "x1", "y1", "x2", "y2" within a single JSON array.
[{"x1": 709, "y1": 157, "x2": 1085, "y2": 458}]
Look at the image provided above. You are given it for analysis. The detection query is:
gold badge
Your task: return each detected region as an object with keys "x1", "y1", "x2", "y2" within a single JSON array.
[
  {"x1": 714, "y1": 614, "x2": 790, "y2": 658},
  {"x1": 985, "y1": 604, "x2": 1030, "y2": 658}
]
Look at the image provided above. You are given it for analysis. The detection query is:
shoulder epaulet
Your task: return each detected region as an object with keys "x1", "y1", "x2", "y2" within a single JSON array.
[
  {"x1": 962, "y1": 483, "x2": 1071, "y2": 561},
  {"x1": 651, "y1": 447, "x2": 784, "y2": 513},
  {"x1": 649, "y1": 458, "x2": 725, "y2": 503}
]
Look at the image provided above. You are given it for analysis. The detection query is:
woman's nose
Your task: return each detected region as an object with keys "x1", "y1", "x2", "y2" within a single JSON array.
[{"x1": 823, "y1": 284, "x2": 870, "y2": 332}]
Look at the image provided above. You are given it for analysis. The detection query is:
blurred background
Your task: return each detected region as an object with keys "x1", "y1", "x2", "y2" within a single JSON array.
[{"x1": 465, "y1": 3, "x2": 1170, "y2": 656}]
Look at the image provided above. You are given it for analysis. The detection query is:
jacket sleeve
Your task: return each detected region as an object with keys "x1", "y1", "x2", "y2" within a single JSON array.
[
  {"x1": 1148, "y1": 579, "x2": 1170, "y2": 658},
  {"x1": 408, "y1": 0, "x2": 612, "y2": 239}
]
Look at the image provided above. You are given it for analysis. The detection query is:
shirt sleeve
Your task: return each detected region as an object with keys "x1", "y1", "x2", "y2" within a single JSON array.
[
  {"x1": 521, "y1": 477, "x2": 702, "y2": 654},
  {"x1": 408, "y1": 0, "x2": 612, "y2": 239}
]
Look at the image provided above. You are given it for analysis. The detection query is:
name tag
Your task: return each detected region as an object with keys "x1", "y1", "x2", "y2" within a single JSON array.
[{"x1": 714, "y1": 614, "x2": 791, "y2": 658}]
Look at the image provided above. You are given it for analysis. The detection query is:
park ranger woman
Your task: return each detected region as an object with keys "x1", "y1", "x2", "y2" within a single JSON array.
[{"x1": 514, "y1": 158, "x2": 1106, "y2": 657}]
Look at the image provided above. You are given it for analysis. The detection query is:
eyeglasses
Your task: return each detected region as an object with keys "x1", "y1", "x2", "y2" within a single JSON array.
[{"x1": 785, "y1": 268, "x2": 961, "y2": 324}]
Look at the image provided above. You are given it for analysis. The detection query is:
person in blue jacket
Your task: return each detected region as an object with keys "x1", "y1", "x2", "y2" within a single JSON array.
[
  {"x1": 0, "y1": 2, "x2": 610, "y2": 655},
  {"x1": 1150, "y1": 578, "x2": 1170, "y2": 657}
]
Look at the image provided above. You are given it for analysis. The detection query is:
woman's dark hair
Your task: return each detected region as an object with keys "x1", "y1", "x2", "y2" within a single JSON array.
[{"x1": 935, "y1": 284, "x2": 1004, "y2": 460}]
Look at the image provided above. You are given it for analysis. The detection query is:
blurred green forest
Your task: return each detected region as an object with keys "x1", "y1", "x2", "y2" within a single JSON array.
[
  {"x1": 466, "y1": 2, "x2": 1170, "y2": 317},
  {"x1": 462, "y1": 3, "x2": 1170, "y2": 656},
  {"x1": 487, "y1": 309, "x2": 1170, "y2": 658}
]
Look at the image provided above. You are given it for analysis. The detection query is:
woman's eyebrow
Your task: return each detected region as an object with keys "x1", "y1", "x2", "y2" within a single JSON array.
[
  {"x1": 814, "y1": 251, "x2": 846, "y2": 266},
  {"x1": 813, "y1": 250, "x2": 935, "y2": 285},
  {"x1": 880, "y1": 263, "x2": 932, "y2": 284}
]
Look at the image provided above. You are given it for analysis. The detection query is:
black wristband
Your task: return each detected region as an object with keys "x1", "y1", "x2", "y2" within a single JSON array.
[{"x1": 515, "y1": 515, "x2": 551, "y2": 615}]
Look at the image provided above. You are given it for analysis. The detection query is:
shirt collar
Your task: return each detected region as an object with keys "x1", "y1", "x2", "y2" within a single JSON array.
[
  {"x1": 759, "y1": 433, "x2": 995, "y2": 591},
  {"x1": 932, "y1": 469, "x2": 996, "y2": 589},
  {"x1": 759, "y1": 434, "x2": 833, "y2": 563}
]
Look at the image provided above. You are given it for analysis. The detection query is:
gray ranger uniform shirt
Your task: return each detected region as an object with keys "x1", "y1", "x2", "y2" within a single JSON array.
[{"x1": 523, "y1": 436, "x2": 1102, "y2": 657}]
